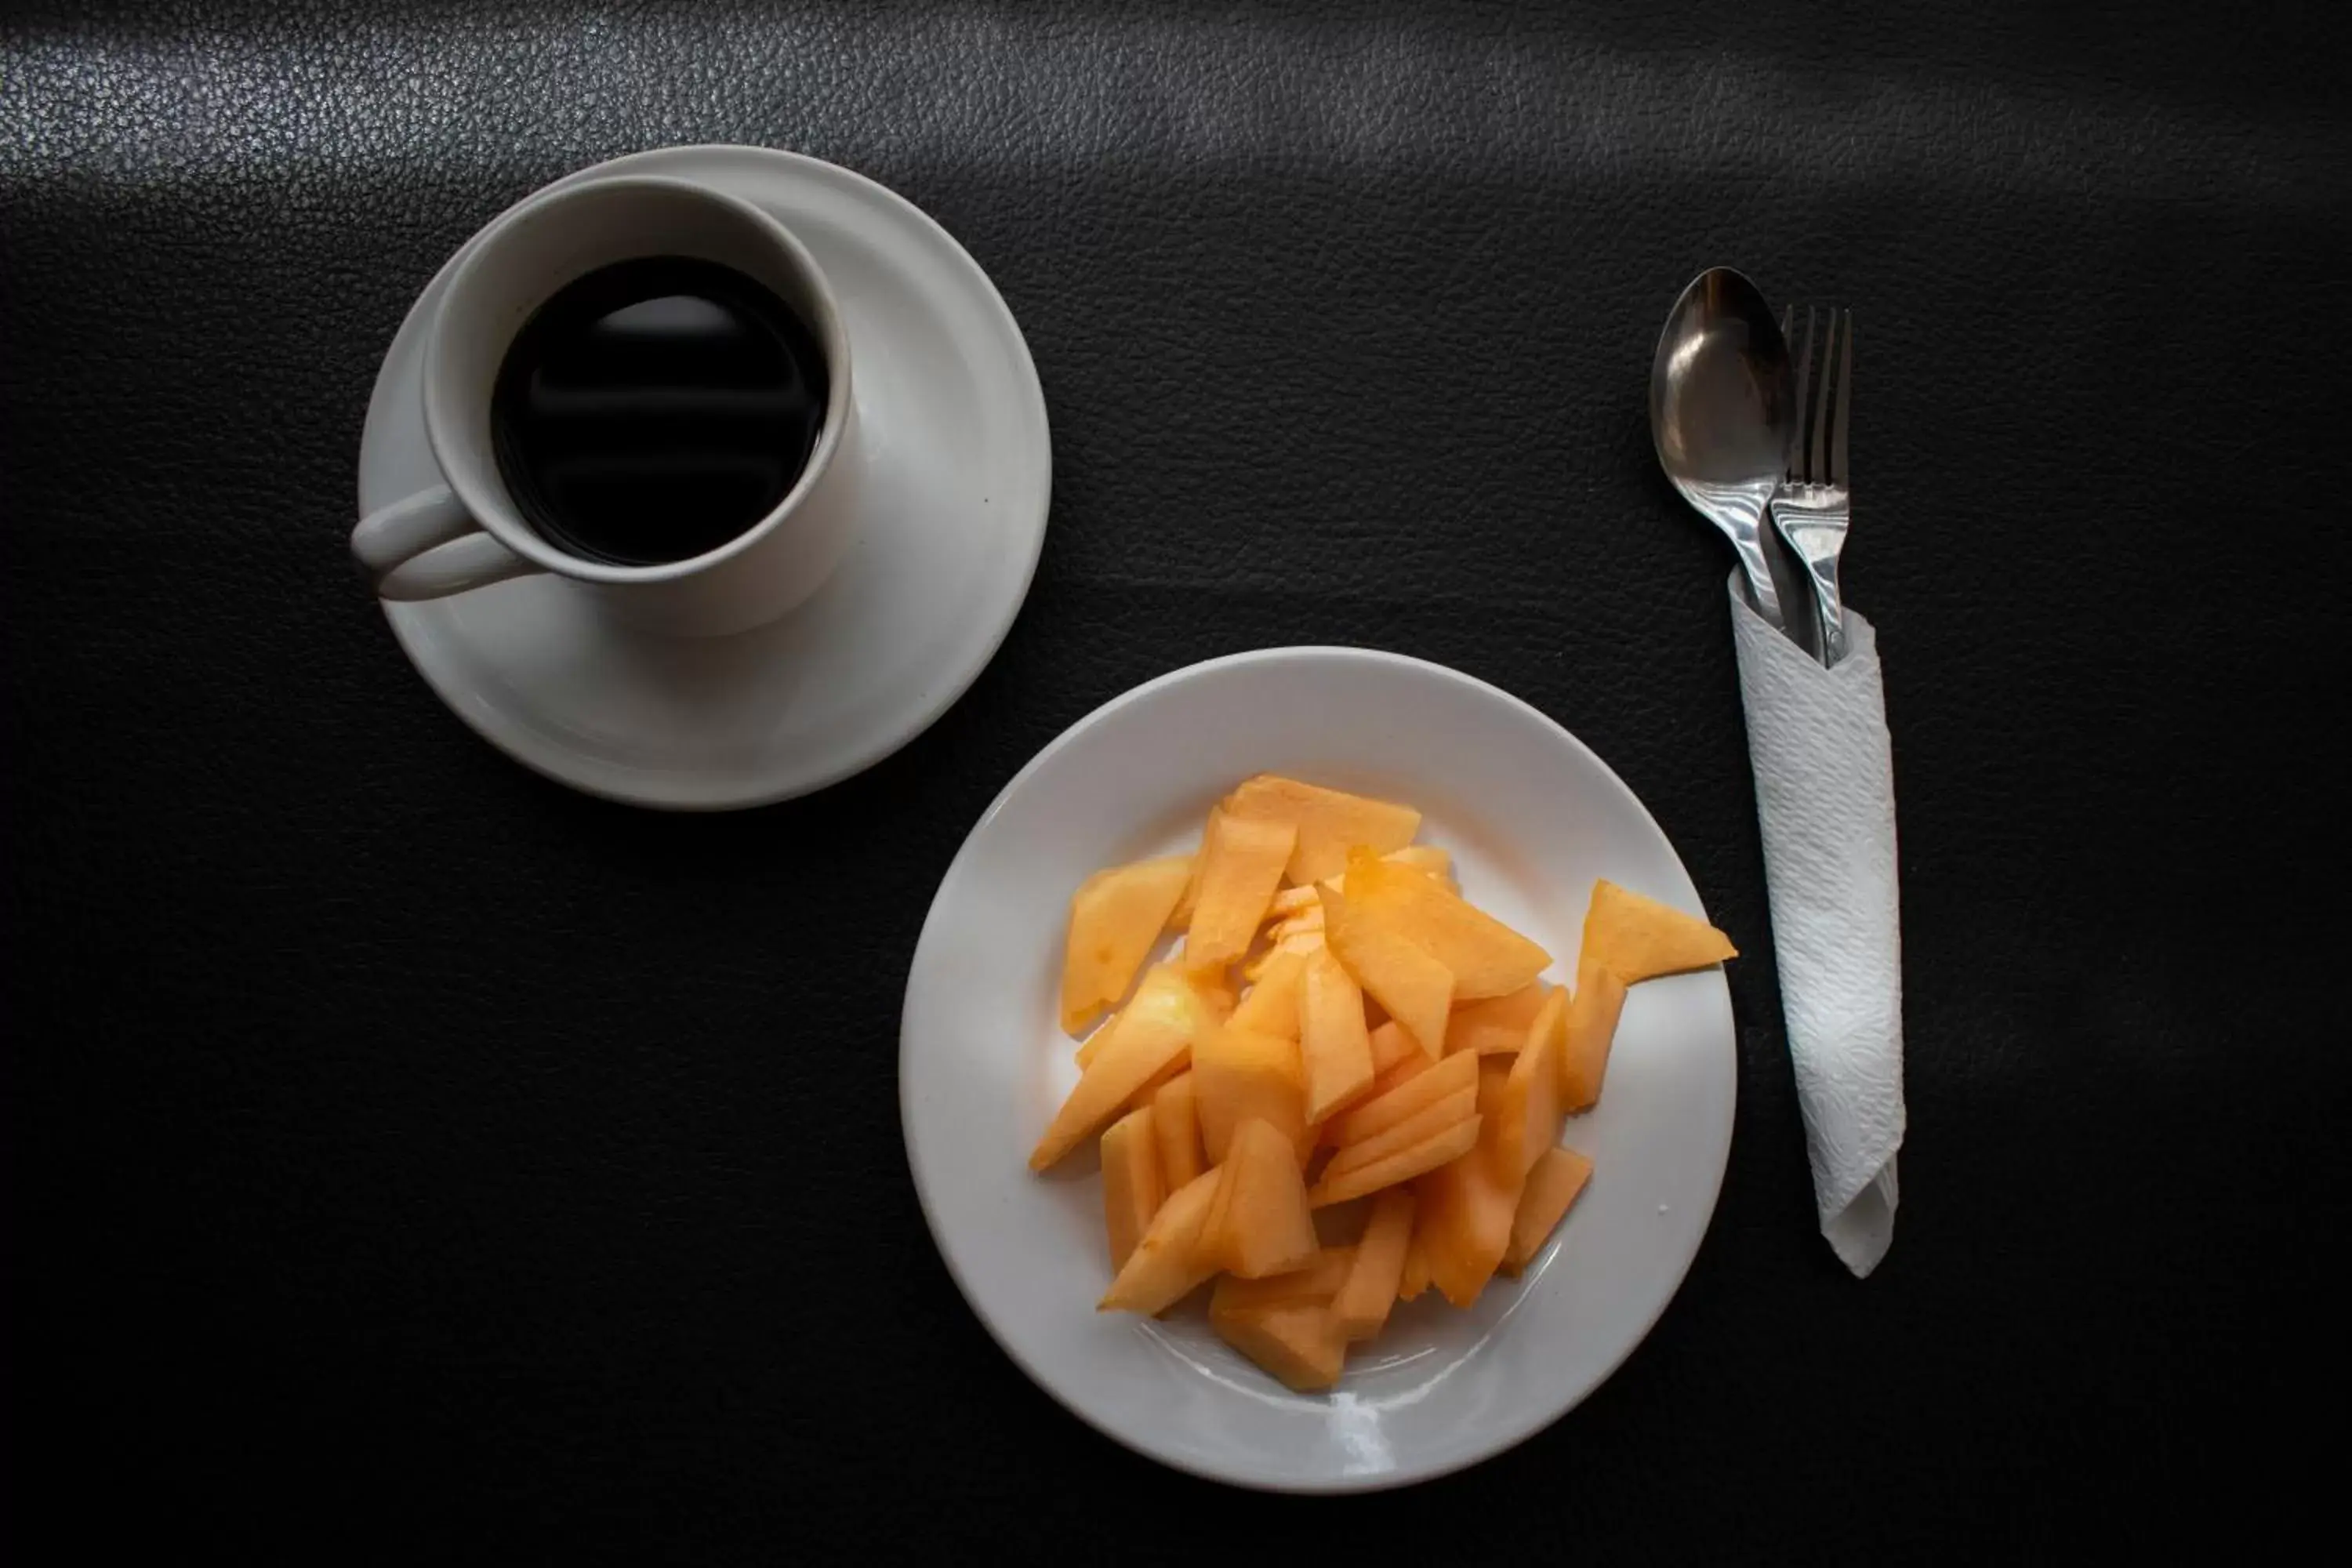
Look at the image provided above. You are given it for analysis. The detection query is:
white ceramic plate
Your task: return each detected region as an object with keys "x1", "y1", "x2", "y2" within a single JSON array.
[
  {"x1": 901, "y1": 648, "x2": 1735, "y2": 1491},
  {"x1": 358, "y1": 145, "x2": 1051, "y2": 809}
]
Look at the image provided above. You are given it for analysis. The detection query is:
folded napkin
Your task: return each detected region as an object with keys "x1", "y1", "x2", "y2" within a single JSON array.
[{"x1": 1728, "y1": 579, "x2": 1905, "y2": 1276}]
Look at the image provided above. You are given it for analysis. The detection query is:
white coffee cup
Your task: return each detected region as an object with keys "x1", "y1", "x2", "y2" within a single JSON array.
[{"x1": 351, "y1": 175, "x2": 858, "y2": 637}]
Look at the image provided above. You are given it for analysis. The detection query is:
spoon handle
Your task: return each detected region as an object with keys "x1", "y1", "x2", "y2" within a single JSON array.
[
  {"x1": 1806, "y1": 564, "x2": 1849, "y2": 669},
  {"x1": 1714, "y1": 483, "x2": 1789, "y2": 635},
  {"x1": 1733, "y1": 539, "x2": 1785, "y2": 630}
]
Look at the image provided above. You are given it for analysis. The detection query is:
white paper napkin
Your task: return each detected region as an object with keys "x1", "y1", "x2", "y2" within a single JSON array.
[{"x1": 1728, "y1": 577, "x2": 1905, "y2": 1276}]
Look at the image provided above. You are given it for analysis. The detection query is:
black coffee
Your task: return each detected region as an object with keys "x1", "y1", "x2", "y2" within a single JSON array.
[{"x1": 490, "y1": 256, "x2": 829, "y2": 566}]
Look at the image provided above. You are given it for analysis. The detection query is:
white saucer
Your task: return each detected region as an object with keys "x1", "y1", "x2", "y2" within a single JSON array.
[
  {"x1": 901, "y1": 648, "x2": 1736, "y2": 1490},
  {"x1": 358, "y1": 146, "x2": 1052, "y2": 808}
]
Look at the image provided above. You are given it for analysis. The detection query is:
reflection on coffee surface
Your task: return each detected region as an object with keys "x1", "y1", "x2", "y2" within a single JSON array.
[{"x1": 491, "y1": 256, "x2": 829, "y2": 565}]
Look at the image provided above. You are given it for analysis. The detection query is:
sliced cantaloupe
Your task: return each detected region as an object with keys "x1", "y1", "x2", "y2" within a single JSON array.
[
  {"x1": 1099, "y1": 1104, "x2": 1163, "y2": 1271},
  {"x1": 1150, "y1": 1072, "x2": 1206, "y2": 1191},
  {"x1": 1332, "y1": 1188, "x2": 1417, "y2": 1341},
  {"x1": 1183, "y1": 963, "x2": 1237, "y2": 1022},
  {"x1": 1209, "y1": 1247, "x2": 1355, "y2": 1321},
  {"x1": 1319, "y1": 880, "x2": 1454, "y2": 1057},
  {"x1": 1443, "y1": 983, "x2": 1553, "y2": 1056},
  {"x1": 1383, "y1": 844, "x2": 1452, "y2": 880},
  {"x1": 1265, "y1": 845, "x2": 1453, "y2": 920},
  {"x1": 1243, "y1": 930, "x2": 1322, "y2": 982},
  {"x1": 1185, "y1": 810, "x2": 1297, "y2": 968},
  {"x1": 1192, "y1": 1022, "x2": 1308, "y2": 1165},
  {"x1": 1320, "y1": 1085, "x2": 1477, "y2": 1182},
  {"x1": 1345, "y1": 848, "x2": 1549, "y2": 1001},
  {"x1": 1126, "y1": 1052, "x2": 1192, "y2": 1117},
  {"x1": 1309, "y1": 1115, "x2": 1481, "y2": 1207},
  {"x1": 1203, "y1": 1118, "x2": 1321, "y2": 1278},
  {"x1": 1219, "y1": 774, "x2": 1422, "y2": 887},
  {"x1": 1167, "y1": 809, "x2": 1219, "y2": 929},
  {"x1": 1367, "y1": 1018, "x2": 1421, "y2": 1077},
  {"x1": 1211, "y1": 1303, "x2": 1349, "y2": 1392},
  {"x1": 1501, "y1": 1145, "x2": 1593, "y2": 1276},
  {"x1": 1098, "y1": 1167, "x2": 1223, "y2": 1313},
  {"x1": 1324, "y1": 1046, "x2": 1478, "y2": 1148},
  {"x1": 1312, "y1": 1019, "x2": 1426, "y2": 1138},
  {"x1": 1075, "y1": 961, "x2": 1218, "y2": 1070},
  {"x1": 1584, "y1": 880, "x2": 1736, "y2": 982},
  {"x1": 1060, "y1": 855, "x2": 1194, "y2": 1035},
  {"x1": 1397, "y1": 1226, "x2": 1432, "y2": 1302},
  {"x1": 1496, "y1": 986, "x2": 1570, "y2": 1177},
  {"x1": 1300, "y1": 949, "x2": 1376, "y2": 1123},
  {"x1": 1412, "y1": 1059, "x2": 1523, "y2": 1306},
  {"x1": 1228, "y1": 946, "x2": 1308, "y2": 1040},
  {"x1": 1032, "y1": 965, "x2": 1213, "y2": 1170},
  {"x1": 1051, "y1": 793, "x2": 1715, "y2": 1391},
  {"x1": 1559, "y1": 961, "x2": 1628, "y2": 1112},
  {"x1": 1267, "y1": 907, "x2": 1327, "y2": 941}
]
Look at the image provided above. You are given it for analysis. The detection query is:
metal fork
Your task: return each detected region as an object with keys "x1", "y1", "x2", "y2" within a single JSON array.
[{"x1": 1771, "y1": 306, "x2": 1853, "y2": 667}]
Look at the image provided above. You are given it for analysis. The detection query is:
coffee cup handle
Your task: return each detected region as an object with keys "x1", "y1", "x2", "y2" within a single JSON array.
[{"x1": 352, "y1": 485, "x2": 545, "y2": 601}]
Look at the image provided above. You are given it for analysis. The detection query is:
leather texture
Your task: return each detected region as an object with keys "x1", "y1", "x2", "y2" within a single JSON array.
[{"x1": 5, "y1": 0, "x2": 2347, "y2": 1554}]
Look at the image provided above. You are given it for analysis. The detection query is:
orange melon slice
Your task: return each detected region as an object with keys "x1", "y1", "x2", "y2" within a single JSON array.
[
  {"x1": 1210, "y1": 1304, "x2": 1349, "y2": 1392},
  {"x1": 1324, "y1": 1047, "x2": 1477, "y2": 1148},
  {"x1": 1032, "y1": 965, "x2": 1213, "y2": 1171},
  {"x1": 1584, "y1": 880, "x2": 1736, "y2": 982},
  {"x1": 1496, "y1": 987, "x2": 1570, "y2": 1177},
  {"x1": 1209, "y1": 1247, "x2": 1356, "y2": 1321},
  {"x1": 1308, "y1": 1115, "x2": 1482, "y2": 1207},
  {"x1": 1300, "y1": 949, "x2": 1376, "y2": 1123},
  {"x1": 1266, "y1": 907, "x2": 1327, "y2": 941},
  {"x1": 1099, "y1": 1104, "x2": 1164, "y2": 1272},
  {"x1": 1367, "y1": 1018, "x2": 1421, "y2": 1076},
  {"x1": 1321, "y1": 1085, "x2": 1478, "y2": 1183},
  {"x1": 1220, "y1": 774, "x2": 1421, "y2": 885},
  {"x1": 1312, "y1": 1019, "x2": 1427, "y2": 1135},
  {"x1": 1397, "y1": 1226, "x2": 1432, "y2": 1302},
  {"x1": 1167, "y1": 808, "x2": 1220, "y2": 928},
  {"x1": 1060, "y1": 855, "x2": 1193, "y2": 1034},
  {"x1": 1185, "y1": 811, "x2": 1296, "y2": 968},
  {"x1": 1242, "y1": 930, "x2": 1322, "y2": 983},
  {"x1": 1203, "y1": 1119, "x2": 1321, "y2": 1278},
  {"x1": 1501, "y1": 1145, "x2": 1593, "y2": 1276},
  {"x1": 1149, "y1": 1072, "x2": 1207, "y2": 1190},
  {"x1": 1228, "y1": 945, "x2": 1308, "y2": 1040},
  {"x1": 1412, "y1": 1059, "x2": 1523, "y2": 1306},
  {"x1": 1332, "y1": 1188, "x2": 1417, "y2": 1341},
  {"x1": 1074, "y1": 962, "x2": 1218, "y2": 1070},
  {"x1": 1345, "y1": 848, "x2": 1549, "y2": 1001},
  {"x1": 1192, "y1": 1022, "x2": 1308, "y2": 1165},
  {"x1": 1098, "y1": 1167, "x2": 1223, "y2": 1313},
  {"x1": 1265, "y1": 845, "x2": 1453, "y2": 920},
  {"x1": 1559, "y1": 962, "x2": 1628, "y2": 1112},
  {"x1": 1443, "y1": 983, "x2": 1553, "y2": 1056},
  {"x1": 1319, "y1": 880, "x2": 1454, "y2": 1056}
]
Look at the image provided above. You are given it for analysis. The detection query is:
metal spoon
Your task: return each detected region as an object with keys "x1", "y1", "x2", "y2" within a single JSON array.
[{"x1": 1649, "y1": 267, "x2": 1815, "y2": 654}]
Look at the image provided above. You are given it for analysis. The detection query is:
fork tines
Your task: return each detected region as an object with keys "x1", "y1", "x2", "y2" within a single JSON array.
[{"x1": 1782, "y1": 305, "x2": 1851, "y2": 488}]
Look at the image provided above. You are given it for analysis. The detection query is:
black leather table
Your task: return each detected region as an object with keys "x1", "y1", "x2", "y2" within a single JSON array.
[{"x1": 5, "y1": 1, "x2": 2343, "y2": 1552}]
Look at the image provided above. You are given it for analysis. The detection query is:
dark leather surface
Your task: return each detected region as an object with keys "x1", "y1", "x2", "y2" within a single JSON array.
[{"x1": 5, "y1": 0, "x2": 2347, "y2": 1554}]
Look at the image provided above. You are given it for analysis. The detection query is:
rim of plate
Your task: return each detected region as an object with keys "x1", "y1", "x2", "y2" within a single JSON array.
[{"x1": 898, "y1": 645, "x2": 1733, "y2": 1490}]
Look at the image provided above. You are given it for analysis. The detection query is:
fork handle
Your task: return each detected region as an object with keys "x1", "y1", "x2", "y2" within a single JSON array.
[
  {"x1": 1768, "y1": 492, "x2": 1848, "y2": 669},
  {"x1": 1799, "y1": 557, "x2": 1849, "y2": 667}
]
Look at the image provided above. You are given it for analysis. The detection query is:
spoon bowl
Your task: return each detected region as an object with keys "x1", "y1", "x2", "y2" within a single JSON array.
[{"x1": 1650, "y1": 267, "x2": 1807, "y2": 644}]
